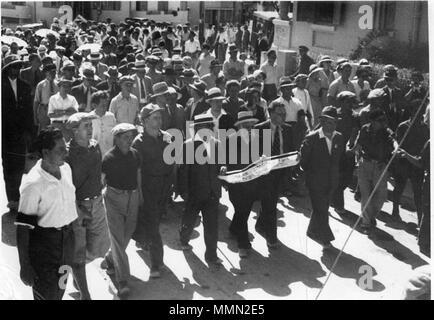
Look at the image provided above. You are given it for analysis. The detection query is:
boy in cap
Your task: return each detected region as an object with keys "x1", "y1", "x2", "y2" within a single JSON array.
[
  {"x1": 101, "y1": 123, "x2": 141, "y2": 298},
  {"x1": 109, "y1": 76, "x2": 140, "y2": 125},
  {"x1": 300, "y1": 106, "x2": 345, "y2": 249},
  {"x1": 65, "y1": 112, "x2": 110, "y2": 300},
  {"x1": 132, "y1": 104, "x2": 174, "y2": 278}
]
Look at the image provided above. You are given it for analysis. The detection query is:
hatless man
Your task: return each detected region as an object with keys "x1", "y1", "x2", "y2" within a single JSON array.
[
  {"x1": 222, "y1": 80, "x2": 245, "y2": 121},
  {"x1": 65, "y1": 112, "x2": 110, "y2": 300},
  {"x1": 260, "y1": 50, "x2": 279, "y2": 103},
  {"x1": 223, "y1": 44, "x2": 245, "y2": 82},
  {"x1": 201, "y1": 59, "x2": 222, "y2": 90},
  {"x1": 19, "y1": 53, "x2": 43, "y2": 98},
  {"x1": 292, "y1": 45, "x2": 315, "y2": 77}
]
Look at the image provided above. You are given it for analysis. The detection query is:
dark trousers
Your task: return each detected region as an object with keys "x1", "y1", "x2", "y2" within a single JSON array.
[
  {"x1": 2, "y1": 142, "x2": 26, "y2": 202},
  {"x1": 392, "y1": 161, "x2": 424, "y2": 223},
  {"x1": 262, "y1": 84, "x2": 278, "y2": 103},
  {"x1": 29, "y1": 224, "x2": 74, "y2": 300},
  {"x1": 133, "y1": 175, "x2": 171, "y2": 269},
  {"x1": 255, "y1": 171, "x2": 282, "y2": 244},
  {"x1": 306, "y1": 184, "x2": 335, "y2": 244},
  {"x1": 332, "y1": 152, "x2": 355, "y2": 210},
  {"x1": 180, "y1": 196, "x2": 219, "y2": 262},
  {"x1": 228, "y1": 180, "x2": 260, "y2": 249},
  {"x1": 418, "y1": 194, "x2": 430, "y2": 256}
]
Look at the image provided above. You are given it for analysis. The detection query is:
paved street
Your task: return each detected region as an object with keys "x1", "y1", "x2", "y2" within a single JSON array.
[{"x1": 0, "y1": 171, "x2": 429, "y2": 300}]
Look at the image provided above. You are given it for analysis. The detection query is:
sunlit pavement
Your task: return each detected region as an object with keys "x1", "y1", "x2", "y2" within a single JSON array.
[{"x1": 1, "y1": 167, "x2": 429, "y2": 300}]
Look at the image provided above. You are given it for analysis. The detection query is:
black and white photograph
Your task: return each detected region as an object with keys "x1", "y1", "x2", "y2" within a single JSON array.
[{"x1": 0, "y1": 0, "x2": 431, "y2": 302}]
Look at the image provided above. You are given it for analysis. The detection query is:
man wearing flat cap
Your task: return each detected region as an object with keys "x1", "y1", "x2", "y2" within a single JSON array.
[
  {"x1": 65, "y1": 112, "x2": 109, "y2": 300},
  {"x1": 132, "y1": 104, "x2": 174, "y2": 279},
  {"x1": 100, "y1": 123, "x2": 141, "y2": 298},
  {"x1": 291, "y1": 45, "x2": 315, "y2": 77},
  {"x1": 109, "y1": 76, "x2": 140, "y2": 125},
  {"x1": 71, "y1": 64, "x2": 98, "y2": 112},
  {"x1": 2, "y1": 54, "x2": 34, "y2": 212},
  {"x1": 358, "y1": 88, "x2": 388, "y2": 126},
  {"x1": 300, "y1": 106, "x2": 345, "y2": 249}
]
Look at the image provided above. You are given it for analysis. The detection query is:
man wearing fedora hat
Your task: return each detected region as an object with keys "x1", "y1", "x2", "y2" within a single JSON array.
[
  {"x1": 204, "y1": 87, "x2": 235, "y2": 136},
  {"x1": 96, "y1": 65, "x2": 122, "y2": 102},
  {"x1": 223, "y1": 44, "x2": 245, "y2": 82},
  {"x1": 185, "y1": 80, "x2": 210, "y2": 121},
  {"x1": 300, "y1": 106, "x2": 345, "y2": 249},
  {"x1": 19, "y1": 53, "x2": 43, "y2": 98},
  {"x1": 2, "y1": 54, "x2": 34, "y2": 212},
  {"x1": 71, "y1": 64, "x2": 98, "y2": 112},
  {"x1": 145, "y1": 55, "x2": 164, "y2": 85},
  {"x1": 178, "y1": 113, "x2": 224, "y2": 266},
  {"x1": 150, "y1": 82, "x2": 173, "y2": 131},
  {"x1": 60, "y1": 60, "x2": 82, "y2": 87},
  {"x1": 88, "y1": 51, "x2": 109, "y2": 81},
  {"x1": 380, "y1": 68, "x2": 406, "y2": 131},
  {"x1": 131, "y1": 60, "x2": 153, "y2": 108},
  {"x1": 201, "y1": 59, "x2": 222, "y2": 90},
  {"x1": 318, "y1": 55, "x2": 335, "y2": 84},
  {"x1": 109, "y1": 76, "x2": 140, "y2": 125},
  {"x1": 132, "y1": 103, "x2": 174, "y2": 278},
  {"x1": 272, "y1": 77, "x2": 303, "y2": 125},
  {"x1": 223, "y1": 110, "x2": 260, "y2": 257},
  {"x1": 34, "y1": 64, "x2": 58, "y2": 133}
]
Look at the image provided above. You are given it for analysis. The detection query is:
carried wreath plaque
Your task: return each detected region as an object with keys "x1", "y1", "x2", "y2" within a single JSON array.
[{"x1": 218, "y1": 151, "x2": 300, "y2": 184}]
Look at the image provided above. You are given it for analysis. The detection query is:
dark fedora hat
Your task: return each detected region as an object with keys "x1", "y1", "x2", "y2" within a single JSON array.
[
  {"x1": 188, "y1": 80, "x2": 207, "y2": 95},
  {"x1": 319, "y1": 106, "x2": 339, "y2": 120}
]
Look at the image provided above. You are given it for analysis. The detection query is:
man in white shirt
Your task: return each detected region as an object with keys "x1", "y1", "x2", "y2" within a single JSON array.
[
  {"x1": 184, "y1": 31, "x2": 201, "y2": 69},
  {"x1": 260, "y1": 49, "x2": 279, "y2": 102},
  {"x1": 47, "y1": 78, "x2": 79, "y2": 139},
  {"x1": 271, "y1": 77, "x2": 303, "y2": 123},
  {"x1": 89, "y1": 91, "x2": 117, "y2": 157},
  {"x1": 292, "y1": 74, "x2": 314, "y2": 130},
  {"x1": 109, "y1": 76, "x2": 139, "y2": 124}
]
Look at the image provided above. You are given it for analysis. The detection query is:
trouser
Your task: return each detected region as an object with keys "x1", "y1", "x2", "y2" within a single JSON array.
[
  {"x1": 262, "y1": 84, "x2": 278, "y2": 103},
  {"x1": 103, "y1": 187, "x2": 139, "y2": 283},
  {"x1": 392, "y1": 161, "x2": 424, "y2": 223},
  {"x1": 358, "y1": 159, "x2": 388, "y2": 227},
  {"x1": 255, "y1": 171, "x2": 282, "y2": 244},
  {"x1": 418, "y1": 193, "x2": 430, "y2": 256},
  {"x1": 2, "y1": 139, "x2": 26, "y2": 203},
  {"x1": 72, "y1": 195, "x2": 110, "y2": 266},
  {"x1": 29, "y1": 224, "x2": 74, "y2": 300},
  {"x1": 133, "y1": 175, "x2": 171, "y2": 269},
  {"x1": 332, "y1": 151, "x2": 356, "y2": 210},
  {"x1": 306, "y1": 184, "x2": 335, "y2": 244},
  {"x1": 36, "y1": 104, "x2": 50, "y2": 133},
  {"x1": 180, "y1": 196, "x2": 219, "y2": 262},
  {"x1": 228, "y1": 180, "x2": 261, "y2": 249}
]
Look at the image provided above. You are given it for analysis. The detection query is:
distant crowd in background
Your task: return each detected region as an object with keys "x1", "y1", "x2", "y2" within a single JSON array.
[{"x1": 1, "y1": 16, "x2": 430, "y2": 300}]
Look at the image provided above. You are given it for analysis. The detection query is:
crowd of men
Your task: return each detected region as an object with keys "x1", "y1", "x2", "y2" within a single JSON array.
[{"x1": 1, "y1": 16, "x2": 430, "y2": 300}]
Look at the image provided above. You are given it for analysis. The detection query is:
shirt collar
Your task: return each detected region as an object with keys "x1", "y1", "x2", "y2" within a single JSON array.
[
  {"x1": 9, "y1": 77, "x2": 17, "y2": 83},
  {"x1": 319, "y1": 127, "x2": 336, "y2": 140}
]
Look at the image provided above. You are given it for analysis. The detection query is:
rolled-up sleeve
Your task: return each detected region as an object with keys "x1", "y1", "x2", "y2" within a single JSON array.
[{"x1": 16, "y1": 183, "x2": 40, "y2": 229}]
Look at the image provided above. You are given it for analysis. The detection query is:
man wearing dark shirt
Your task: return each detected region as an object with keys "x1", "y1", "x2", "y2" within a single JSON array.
[
  {"x1": 353, "y1": 109, "x2": 397, "y2": 234},
  {"x1": 291, "y1": 45, "x2": 315, "y2": 78},
  {"x1": 392, "y1": 100, "x2": 429, "y2": 222},
  {"x1": 222, "y1": 80, "x2": 245, "y2": 120},
  {"x1": 101, "y1": 123, "x2": 142, "y2": 298},
  {"x1": 132, "y1": 104, "x2": 174, "y2": 278},
  {"x1": 65, "y1": 112, "x2": 110, "y2": 300}
]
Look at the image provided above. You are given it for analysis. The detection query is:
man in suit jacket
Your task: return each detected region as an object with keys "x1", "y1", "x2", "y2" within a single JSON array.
[
  {"x1": 185, "y1": 80, "x2": 210, "y2": 121},
  {"x1": 300, "y1": 106, "x2": 345, "y2": 248},
  {"x1": 178, "y1": 114, "x2": 224, "y2": 266},
  {"x1": 71, "y1": 66, "x2": 98, "y2": 112},
  {"x1": 19, "y1": 53, "x2": 43, "y2": 98},
  {"x1": 96, "y1": 66, "x2": 122, "y2": 102},
  {"x1": 2, "y1": 55, "x2": 34, "y2": 211},
  {"x1": 381, "y1": 69, "x2": 407, "y2": 131},
  {"x1": 253, "y1": 101, "x2": 294, "y2": 248},
  {"x1": 130, "y1": 60, "x2": 153, "y2": 108},
  {"x1": 88, "y1": 51, "x2": 109, "y2": 81}
]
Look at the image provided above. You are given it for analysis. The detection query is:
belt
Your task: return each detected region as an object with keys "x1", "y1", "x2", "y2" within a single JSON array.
[
  {"x1": 107, "y1": 186, "x2": 138, "y2": 194},
  {"x1": 35, "y1": 223, "x2": 71, "y2": 232},
  {"x1": 51, "y1": 119, "x2": 68, "y2": 124},
  {"x1": 79, "y1": 194, "x2": 101, "y2": 202}
]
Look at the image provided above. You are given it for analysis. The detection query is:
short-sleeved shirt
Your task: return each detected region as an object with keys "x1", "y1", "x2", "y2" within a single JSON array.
[
  {"x1": 65, "y1": 139, "x2": 103, "y2": 201},
  {"x1": 328, "y1": 77, "x2": 356, "y2": 99},
  {"x1": 272, "y1": 96, "x2": 303, "y2": 123},
  {"x1": 260, "y1": 62, "x2": 279, "y2": 86},
  {"x1": 90, "y1": 110, "x2": 117, "y2": 157},
  {"x1": 185, "y1": 39, "x2": 201, "y2": 53},
  {"x1": 356, "y1": 123, "x2": 395, "y2": 163},
  {"x1": 17, "y1": 160, "x2": 78, "y2": 229},
  {"x1": 223, "y1": 58, "x2": 245, "y2": 81},
  {"x1": 198, "y1": 53, "x2": 215, "y2": 78},
  {"x1": 34, "y1": 79, "x2": 59, "y2": 105},
  {"x1": 109, "y1": 92, "x2": 139, "y2": 124},
  {"x1": 47, "y1": 92, "x2": 79, "y2": 122},
  {"x1": 102, "y1": 146, "x2": 140, "y2": 190}
]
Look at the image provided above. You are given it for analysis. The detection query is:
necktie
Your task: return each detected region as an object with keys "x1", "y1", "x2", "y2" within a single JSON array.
[
  {"x1": 49, "y1": 81, "x2": 55, "y2": 96},
  {"x1": 140, "y1": 78, "x2": 146, "y2": 103},
  {"x1": 86, "y1": 88, "x2": 92, "y2": 111},
  {"x1": 272, "y1": 126, "x2": 281, "y2": 156}
]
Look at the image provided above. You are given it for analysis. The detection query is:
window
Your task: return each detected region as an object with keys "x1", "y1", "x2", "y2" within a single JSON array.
[
  {"x1": 157, "y1": 1, "x2": 169, "y2": 12},
  {"x1": 136, "y1": 1, "x2": 148, "y2": 11},
  {"x1": 296, "y1": 2, "x2": 315, "y2": 22},
  {"x1": 296, "y1": 1, "x2": 342, "y2": 25},
  {"x1": 93, "y1": 1, "x2": 121, "y2": 11},
  {"x1": 384, "y1": 2, "x2": 396, "y2": 30},
  {"x1": 314, "y1": 2, "x2": 334, "y2": 25},
  {"x1": 42, "y1": 2, "x2": 70, "y2": 8},
  {"x1": 11, "y1": 2, "x2": 26, "y2": 6}
]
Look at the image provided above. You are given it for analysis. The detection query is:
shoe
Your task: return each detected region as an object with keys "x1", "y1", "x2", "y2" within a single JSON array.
[
  {"x1": 321, "y1": 242, "x2": 333, "y2": 250},
  {"x1": 149, "y1": 268, "x2": 161, "y2": 279},
  {"x1": 118, "y1": 282, "x2": 130, "y2": 298},
  {"x1": 334, "y1": 208, "x2": 346, "y2": 215},
  {"x1": 180, "y1": 243, "x2": 193, "y2": 251},
  {"x1": 7, "y1": 201, "x2": 18, "y2": 211},
  {"x1": 267, "y1": 241, "x2": 281, "y2": 249},
  {"x1": 100, "y1": 258, "x2": 115, "y2": 275},
  {"x1": 206, "y1": 257, "x2": 223, "y2": 266},
  {"x1": 239, "y1": 248, "x2": 250, "y2": 258},
  {"x1": 391, "y1": 209, "x2": 401, "y2": 220},
  {"x1": 359, "y1": 226, "x2": 371, "y2": 235}
]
